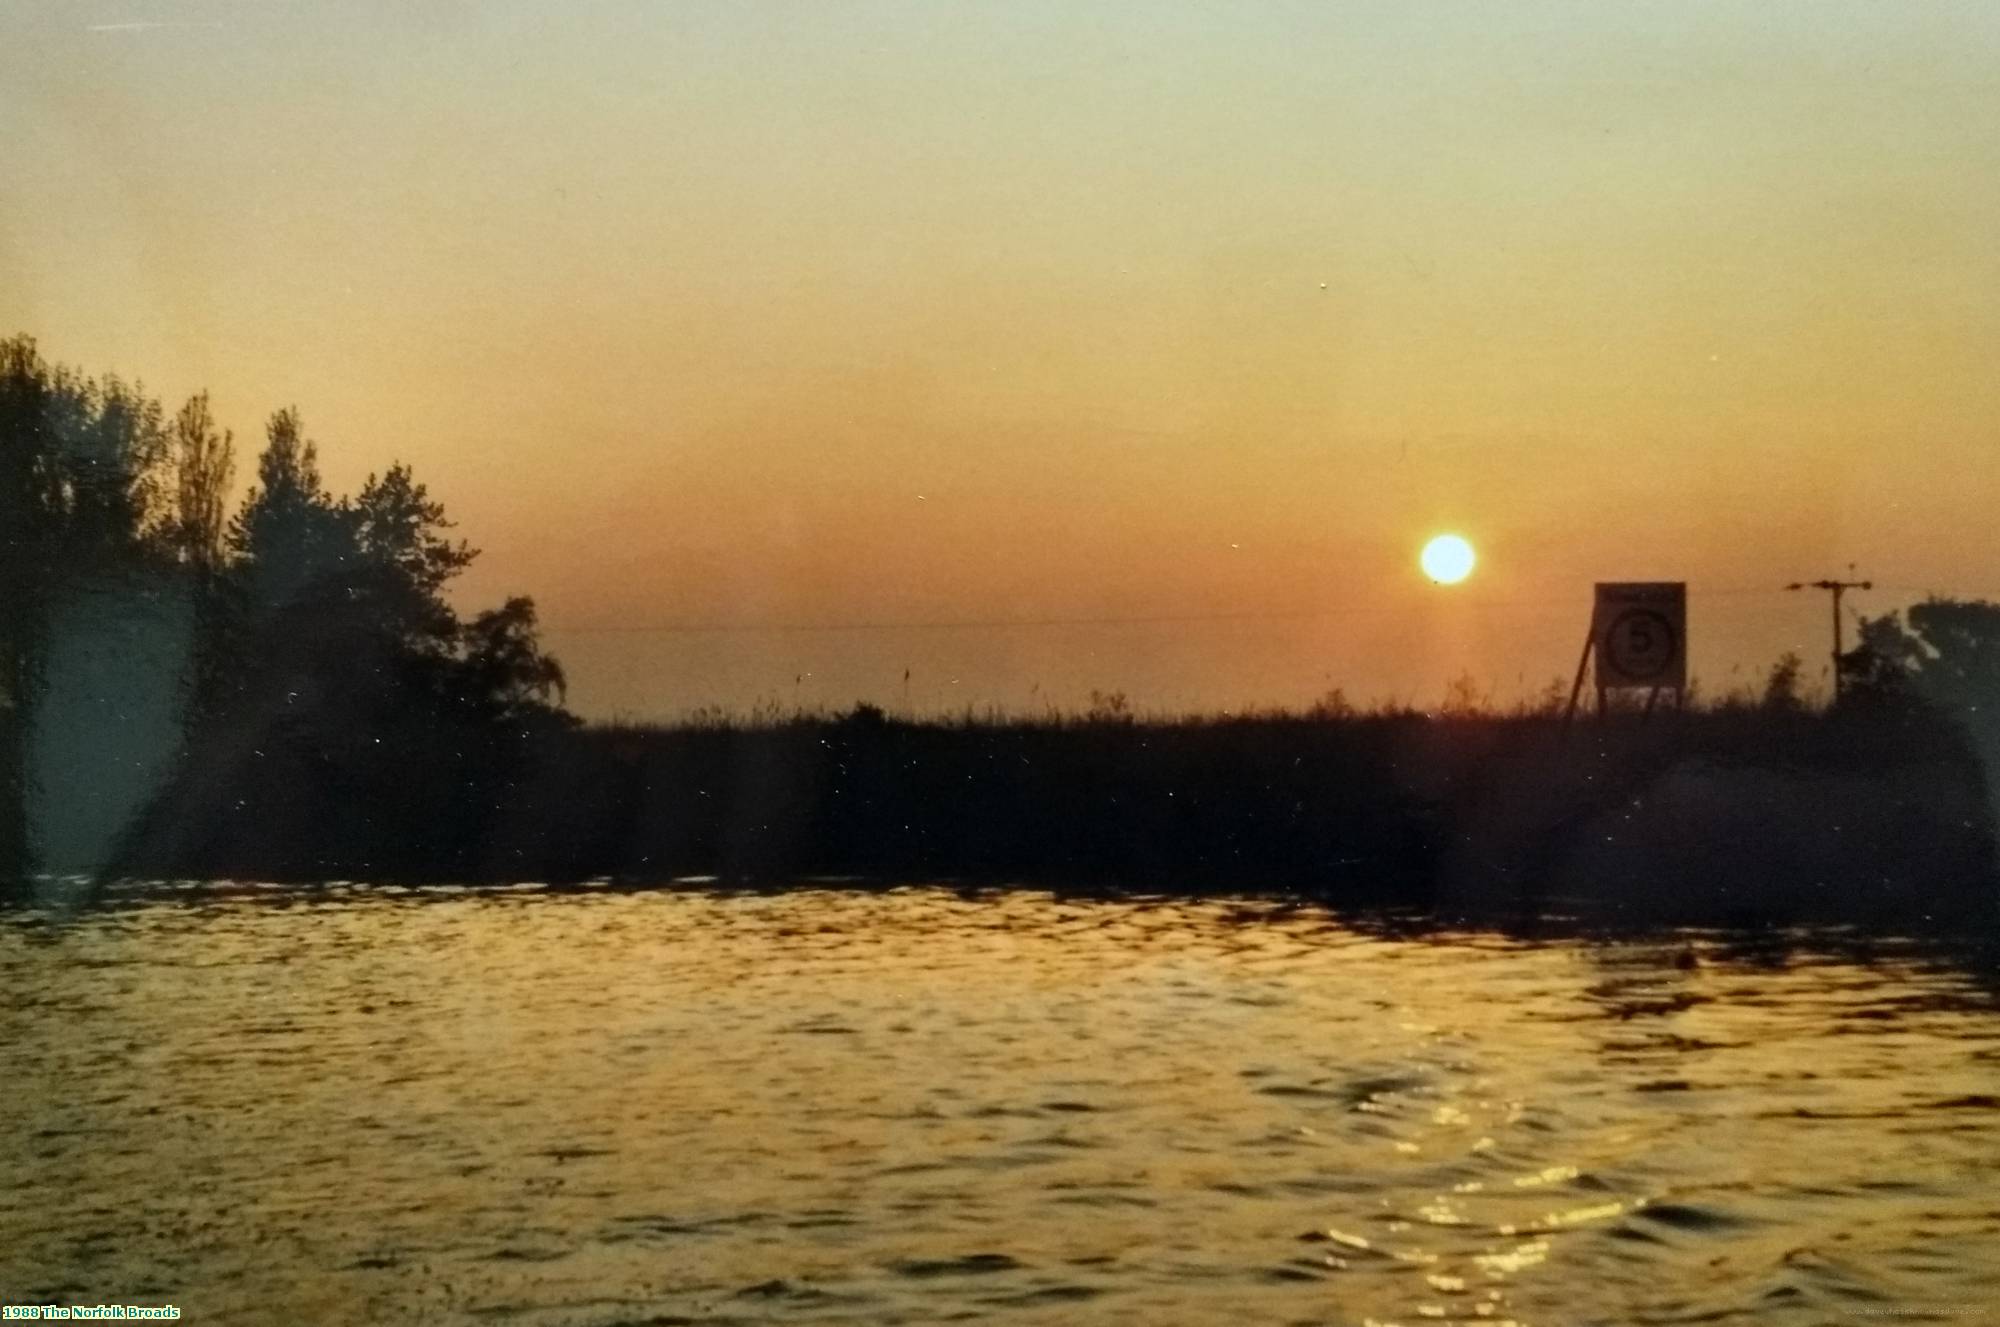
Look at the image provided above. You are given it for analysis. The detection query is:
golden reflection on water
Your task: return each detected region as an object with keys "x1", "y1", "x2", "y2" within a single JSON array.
[{"x1": 2, "y1": 884, "x2": 1998, "y2": 1325}]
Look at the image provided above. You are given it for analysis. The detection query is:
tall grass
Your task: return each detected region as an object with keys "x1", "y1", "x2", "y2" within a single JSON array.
[
  {"x1": 488, "y1": 697, "x2": 1993, "y2": 922},
  {"x1": 116, "y1": 691, "x2": 1995, "y2": 926}
]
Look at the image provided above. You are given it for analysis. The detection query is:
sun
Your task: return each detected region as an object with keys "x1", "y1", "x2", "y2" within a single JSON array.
[{"x1": 1420, "y1": 533, "x2": 1476, "y2": 585}]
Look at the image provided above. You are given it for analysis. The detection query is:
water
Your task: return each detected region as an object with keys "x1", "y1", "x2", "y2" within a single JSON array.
[{"x1": 4, "y1": 884, "x2": 1998, "y2": 1325}]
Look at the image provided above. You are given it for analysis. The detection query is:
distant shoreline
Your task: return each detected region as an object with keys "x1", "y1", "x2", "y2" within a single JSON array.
[{"x1": 92, "y1": 704, "x2": 1996, "y2": 929}]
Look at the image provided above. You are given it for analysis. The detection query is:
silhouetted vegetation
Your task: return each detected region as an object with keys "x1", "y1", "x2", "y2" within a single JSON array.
[
  {"x1": 1761, "y1": 651, "x2": 1807, "y2": 714},
  {"x1": 422, "y1": 699, "x2": 1983, "y2": 927},
  {"x1": 0, "y1": 335, "x2": 567, "y2": 882},
  {"x1": 6, "y1": 336, "x2": 1999, "y2": 928},
  {"x1": 107, "y1": 685, "x2": 1999, "y2": 927},
  {"x1": 1844, "y1": 599, "x2": 2000, "y2": 711}
]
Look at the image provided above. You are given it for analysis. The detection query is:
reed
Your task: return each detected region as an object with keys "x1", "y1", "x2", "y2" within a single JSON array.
[{"x1": 117, "y1": 696, "x2": 1995, "y2": 928}]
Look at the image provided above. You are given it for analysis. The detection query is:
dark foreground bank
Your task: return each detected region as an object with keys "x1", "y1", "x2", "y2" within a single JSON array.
[{"x1": 104, "y1": 702, "x2": 1996, "y2": 927}]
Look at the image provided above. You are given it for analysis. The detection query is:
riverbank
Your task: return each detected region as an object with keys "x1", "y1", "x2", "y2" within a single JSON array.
[{"x1": 105, "y1": 702, "x2": 1996, "y2": 926}]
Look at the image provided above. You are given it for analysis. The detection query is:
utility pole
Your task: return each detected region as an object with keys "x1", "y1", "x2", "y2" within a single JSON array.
[{"x1": 1786, "y1": 570, "x2": 1871, "y2": 704}]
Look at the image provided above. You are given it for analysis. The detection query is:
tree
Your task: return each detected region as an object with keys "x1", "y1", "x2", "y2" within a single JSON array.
[
  {"x1": 1762, "y1": 651, "x2": 1805, "y2": 713},
  {"x1": 1840, "y1": 612, "x2": 1926, "y2": 701},
  {"x1": 73, "y1": 374, "x2": 168, "y2": 554},
  {"x1": 1, "y1": 337, "x2": 179, "y2": 881},
  {"x1": 0, "y1": 333, "x2": 581, "y2": 880},
  {"x1": 1904, "y1": 600, "x2": 2000, "y2": 709},
  {"x1": 457, "y1": 597, "x2": 567, "y2": 719},
  {"x1": 0, "y1": 336, "x2": 53, "y2": 881},
  {"x1": 1846, "y1": 599, "x2": 2000, "y2": 713},
  {"x1": 349, "y1": 463, "x2": 476, "y2": 653},
  {"x1": 227, "y1": 408, "x2": 350, "y2": 613},
  {"x1": 163, "y1": 392, "x2": 234, "y2": 574},
  {"x1": 0, "y1": 336, "x2": 169, "y2": 569}
]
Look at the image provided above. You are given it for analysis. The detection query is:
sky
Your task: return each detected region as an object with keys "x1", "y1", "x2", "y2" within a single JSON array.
[{"x1": 6, "y1": 1, "x2": 1999, "y2": 717}]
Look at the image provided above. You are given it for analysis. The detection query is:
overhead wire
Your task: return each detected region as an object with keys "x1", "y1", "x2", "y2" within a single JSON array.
[{"x1": 541, "y1": 582, "x2": 1852, "y2": 638}]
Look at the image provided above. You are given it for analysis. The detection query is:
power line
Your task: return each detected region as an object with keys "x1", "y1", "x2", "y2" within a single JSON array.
[
  {"x1": 541, "y1": 583, "x2": 1811, "y2": 638},
  {"x1": 1873, "y1": 584, "x2": 2000, "y2": 600},
  {"x1": 550, "y1": 609, "x2": 1356, "y2": 636}
]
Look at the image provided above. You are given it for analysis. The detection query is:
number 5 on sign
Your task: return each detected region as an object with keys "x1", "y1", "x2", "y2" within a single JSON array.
[{"x1": 1594, "y1": 583, "x2": 1687, "y2": 690}]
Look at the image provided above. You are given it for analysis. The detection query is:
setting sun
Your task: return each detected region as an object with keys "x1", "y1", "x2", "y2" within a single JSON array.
[{"x1": 1421, "y1": 534, "x2": 1477, "y2": 585}]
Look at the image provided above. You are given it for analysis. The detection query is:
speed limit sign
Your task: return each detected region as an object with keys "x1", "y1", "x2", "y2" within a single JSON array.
[{"x1": 1594, "y1": 583, "x2": 1686, "y2": 689}]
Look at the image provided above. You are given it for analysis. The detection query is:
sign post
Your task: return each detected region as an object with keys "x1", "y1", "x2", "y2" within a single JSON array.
[
  {"x1": 1565, "y1": 582, "x2": 1688, "y2": 724},
  {"x1": 1595, "y1": 582, "x2": 1687, "y2": 692}
]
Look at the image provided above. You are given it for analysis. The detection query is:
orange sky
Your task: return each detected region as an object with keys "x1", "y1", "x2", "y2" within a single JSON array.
[{"x1": 7, "y1": 2, "x2": 1998, "y2": 716}]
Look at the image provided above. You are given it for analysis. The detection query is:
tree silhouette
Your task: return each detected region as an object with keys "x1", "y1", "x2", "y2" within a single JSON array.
[
  {"x1": 2, "y1": 334, "x2": 574, "y2": 878},
  {"x1": 349, "y1": 463, "x2": 477, "y2": 654},
  {"x1": 1846, "y1": 598, "x2": 2000, "y2": 714},
  {"x1": 163, "y1": 392, "x2": 234, "y2": 574},
  {"x1": 227, "y1": 408, "x2": 349, "y2": 614},
  {"x1": 458, "y1": 597, "x2": 567, "y2": 718},
  {"x1": 0, "y1": 336, "x2": 167, "y2": 571},
  {"x1": 1762, "y1": 651, "x2": 1806, "y2": 713},
  {"x1": 0, "y1": 336, "x2": 53, "y2": 879},
  {"x1": 1, "y1": 336, "x2": 181, "y2": 880},
  {"x1": 1905, "y1": 600, "x2": 2000, "y2": 709}
]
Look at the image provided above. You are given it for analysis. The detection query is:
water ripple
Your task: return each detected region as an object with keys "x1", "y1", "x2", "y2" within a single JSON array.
[{"x1": 3, "y1": 884, "x2": 1998, "y2": 1323}]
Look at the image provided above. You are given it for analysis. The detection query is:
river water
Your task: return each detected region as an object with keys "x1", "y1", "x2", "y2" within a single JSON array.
[{"x1": 3, "y1": 883, "x2": 1997, "y2": 1325}]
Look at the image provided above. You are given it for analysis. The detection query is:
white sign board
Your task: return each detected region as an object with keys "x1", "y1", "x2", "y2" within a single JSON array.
[{"x1": 1594, "y1": 582, "x2": 1686, "y2": 690}]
